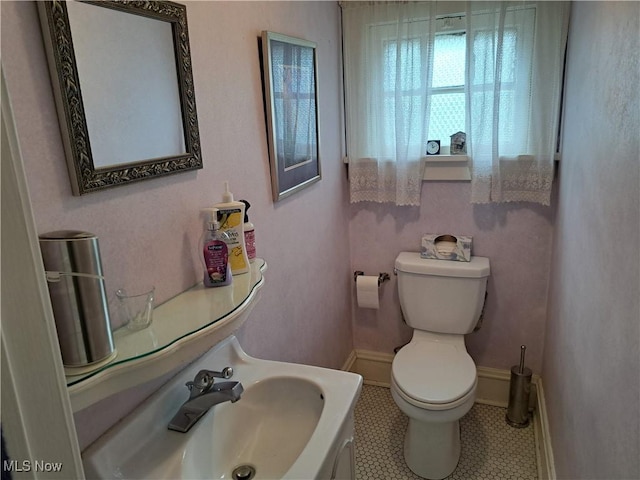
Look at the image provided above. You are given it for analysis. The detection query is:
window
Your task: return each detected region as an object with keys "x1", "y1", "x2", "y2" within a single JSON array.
[
  {"x1": 429, "y1": 30, "x2": 466, "y2": 147},
  {"x1": 378, "y1": 14, "x2": 529, "y2": 153},
  {"x1": 380, "y1": 29, "x2": 466, "y2": 149},
  {"x1": 343, "y1": 1, "x2": 569, "y2": 205}
]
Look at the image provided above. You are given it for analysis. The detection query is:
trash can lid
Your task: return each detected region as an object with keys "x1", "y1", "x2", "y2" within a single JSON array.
[{"x1": 39, "y1": 230, "x2": 96, "y2": 240}]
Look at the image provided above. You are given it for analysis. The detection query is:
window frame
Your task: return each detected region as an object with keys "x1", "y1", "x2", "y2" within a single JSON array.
[{"x1": 375, "y1": 10, "x2": 535, "y2": 156}]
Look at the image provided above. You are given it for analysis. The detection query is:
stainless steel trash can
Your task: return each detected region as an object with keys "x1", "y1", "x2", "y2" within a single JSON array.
[{"x1": 39, "y1": 230, "x2": 115, "y2": 368}]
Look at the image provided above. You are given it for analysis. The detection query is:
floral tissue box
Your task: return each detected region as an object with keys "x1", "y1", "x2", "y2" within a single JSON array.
[{"x1": 421, "y1": 234, "x2": 472, "y2": 262}]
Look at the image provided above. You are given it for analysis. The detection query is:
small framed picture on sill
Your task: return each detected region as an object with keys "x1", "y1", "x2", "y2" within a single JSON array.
[{"x1": 450, "y1": 131, "x2": 467, "y2": 155}]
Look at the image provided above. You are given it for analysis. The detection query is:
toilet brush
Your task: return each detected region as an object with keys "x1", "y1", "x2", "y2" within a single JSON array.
[{"x1": 506, "y1": 345, "x2": 532, "y2": 428}]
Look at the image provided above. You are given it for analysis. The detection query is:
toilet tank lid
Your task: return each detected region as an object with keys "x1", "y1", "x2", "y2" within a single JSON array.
[{"x1": 395, "y1": 252, "x2": 490, "y2": 278}]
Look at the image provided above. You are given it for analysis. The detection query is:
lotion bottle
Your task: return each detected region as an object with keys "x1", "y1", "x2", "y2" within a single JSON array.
[
  {"x1": 240, "y1": 199, "x2": 256, "y2": 263},
  {"x1": 214, "y1": 182, "x2": 250, "y2": 275},
  {"x1": 201, "y1": 208, "x2": 232, "y2": 287}
]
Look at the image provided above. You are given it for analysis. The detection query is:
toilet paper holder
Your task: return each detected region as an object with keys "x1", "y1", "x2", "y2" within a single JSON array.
[{"x1": 354, "y1": 271, "x2": 390, "y2": 286}]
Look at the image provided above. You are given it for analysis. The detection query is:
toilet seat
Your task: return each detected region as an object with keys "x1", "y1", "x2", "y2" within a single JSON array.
[{"x1": 392, "y1": 337, "x2": 477, "y2": 409}]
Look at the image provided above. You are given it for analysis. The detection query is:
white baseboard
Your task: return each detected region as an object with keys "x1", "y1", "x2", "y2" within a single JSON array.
[
  {"x1": 350, "y1": 350, "x2": 394, "y2": 388},
  {"x1": 345, "y1": 349, "x2": 554, "y2": 479},
  {"x1": 341, "y1": 349, "x2": 358, "y2": 373},
  {"x1": 532, "y1": 378, "x2": 556, "y2": 480}
]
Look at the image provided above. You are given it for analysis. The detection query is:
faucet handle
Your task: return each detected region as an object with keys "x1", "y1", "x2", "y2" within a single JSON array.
[
  {"x1": 185, "y1": 370, "x2": 215, "y2": 397},
  {"x1": 213, "y1": 367, "x2": 234, "y2": 379},
  {"x1": 185, "y1": 368, "x2": 234, "y2": 397},
  {"x1": 201, "y1": 367, "x2": 234, "y2": 379}
]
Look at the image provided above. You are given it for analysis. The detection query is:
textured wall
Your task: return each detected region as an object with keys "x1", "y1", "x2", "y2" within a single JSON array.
[
  {"x1": 543, "y1": 2, "x2": 640, "y2": 478},
  {"x1": 1, "y1": 1, "x2": 352, "y2": 449},
  {"x1": 349, "y1": 170, "x2": 554, "y2": 373}
]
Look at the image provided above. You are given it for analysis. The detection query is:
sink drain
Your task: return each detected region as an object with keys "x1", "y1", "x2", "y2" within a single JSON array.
[{"x1": 232, "y1": 464, "x2": 256, "y2": 480}]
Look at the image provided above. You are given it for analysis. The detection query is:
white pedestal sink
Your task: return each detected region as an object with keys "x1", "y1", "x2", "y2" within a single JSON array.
[{"x1": 83, "y1": 335, "x2": 363, "y2": 479}]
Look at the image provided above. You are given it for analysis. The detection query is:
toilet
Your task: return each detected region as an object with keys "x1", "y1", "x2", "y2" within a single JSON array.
[{"x1": 391, "y1": 252, "x2": 490, "y2": 479}]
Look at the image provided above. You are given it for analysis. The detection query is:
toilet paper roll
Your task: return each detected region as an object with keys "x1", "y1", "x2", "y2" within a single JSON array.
[{"x1": 356, "y1": 275, "x2": 379, "y2": 309}]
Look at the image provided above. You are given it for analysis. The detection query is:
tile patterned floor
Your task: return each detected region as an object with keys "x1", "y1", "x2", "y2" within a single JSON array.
[{"x1": 354, "y1": 384, "x2": 538, "y2": 480}]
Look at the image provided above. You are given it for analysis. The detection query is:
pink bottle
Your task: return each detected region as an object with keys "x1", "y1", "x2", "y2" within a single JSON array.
[{"x1": 201, "y1": 208, "x2": 232, "y2": 287}]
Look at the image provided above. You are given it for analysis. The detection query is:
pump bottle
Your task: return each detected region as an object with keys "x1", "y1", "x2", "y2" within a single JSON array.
[
  {"x1": 201, "y1": 208, "x2": 232, "y2": 287},
  {"x1": 214, "y1": 182, "x2": 250, "y2": 275},
  {"x1": 240, "y1": 199, "x2": 256, "y2": 263}
]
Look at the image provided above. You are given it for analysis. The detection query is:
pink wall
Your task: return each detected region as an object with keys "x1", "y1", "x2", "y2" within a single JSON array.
[
  {"x1": 543, "y1": 2, "x2": 639, "y2": 478},
  {"x1": 2, "y1": 1, "x2": 352, "y2": 448},
  {"x1": 4, "y1": 0, "x2": 600, "y2": 459},
  {"x1": 349, "y1": 182, "x2": 554, "y2": 373}
]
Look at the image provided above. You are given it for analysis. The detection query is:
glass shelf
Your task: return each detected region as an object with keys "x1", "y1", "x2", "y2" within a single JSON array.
[{"x1": 66, "y1": 259, "x2": 266, "y2": 411}]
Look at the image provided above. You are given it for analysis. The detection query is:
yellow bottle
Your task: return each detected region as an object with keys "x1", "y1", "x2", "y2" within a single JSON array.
[{"x1": 213, "y1": 181, "x2": 250, "y2": 275}]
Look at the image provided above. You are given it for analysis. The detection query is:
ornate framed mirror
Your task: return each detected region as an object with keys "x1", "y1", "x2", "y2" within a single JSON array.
[{"x1": 38, "y1": 0, "x2": 202, "y2": 195}]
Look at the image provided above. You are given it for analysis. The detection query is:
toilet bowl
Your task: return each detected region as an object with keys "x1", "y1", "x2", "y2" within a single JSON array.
[
  {"x1": 391, "y1": 331, "x2": 477, "y2": 479},
  {"x1": 392, "y1": 252, "x2": 490, "y2": 479}
]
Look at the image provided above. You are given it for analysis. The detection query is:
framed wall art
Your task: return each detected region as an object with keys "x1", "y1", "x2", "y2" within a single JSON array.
[{"x1": 261, "y1": 31, "x2": 321, "y2": 202}]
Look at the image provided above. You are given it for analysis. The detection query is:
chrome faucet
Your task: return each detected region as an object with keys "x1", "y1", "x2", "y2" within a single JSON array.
[{"x1": 168, "y1": 367, "x2": 243, "y2": 433}]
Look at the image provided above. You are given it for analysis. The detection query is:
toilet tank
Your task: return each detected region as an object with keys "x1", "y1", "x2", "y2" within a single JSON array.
[{"x1": 395, "y1": 252, "x2": 490, "y2": 334}]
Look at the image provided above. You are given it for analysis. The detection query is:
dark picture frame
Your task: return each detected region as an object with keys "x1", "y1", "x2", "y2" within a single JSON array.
[{"x1": 261, "y1": 31, "x2": 321, "y2": 202}]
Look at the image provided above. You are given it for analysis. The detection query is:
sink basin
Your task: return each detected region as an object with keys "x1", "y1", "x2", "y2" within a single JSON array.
[
  {"x1": 183, "y1": 377, "x2": 324, "y2": 479},
  {"x1": 83, "y1": 335, "x2": 362, "y2": 479}
]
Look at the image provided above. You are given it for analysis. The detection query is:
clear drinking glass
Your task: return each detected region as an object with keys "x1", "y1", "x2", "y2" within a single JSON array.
[{"x1": 116, "y1": 286, "x2": 155, "y2": 331}]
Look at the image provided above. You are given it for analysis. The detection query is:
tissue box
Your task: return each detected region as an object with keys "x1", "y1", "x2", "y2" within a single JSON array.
[{"x1": 421, "y1": 234, "x2": 472, "y2": 262}]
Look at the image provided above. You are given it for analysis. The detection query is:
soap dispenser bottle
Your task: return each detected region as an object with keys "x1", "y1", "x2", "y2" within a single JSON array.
[
  {"x1": 201, "y1": 208, "x2": 232, "y2": 287},
  {"x1": 240, "y1": 199, "x2": 256, "y2": 263},
  {"x1": 213, "y1": 182, "x2": 250, "y2": 275}
]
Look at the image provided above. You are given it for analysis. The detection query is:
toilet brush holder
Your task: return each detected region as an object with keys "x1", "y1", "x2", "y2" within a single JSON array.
[{"x1": 506, "y1": 345, "x2": 532, "y2": 428}]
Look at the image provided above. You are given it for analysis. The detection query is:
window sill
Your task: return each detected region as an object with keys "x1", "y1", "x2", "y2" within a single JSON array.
[
  {"x1": 343, "y1": 155, "x2": 471, "y2": 181},
  {"x1": 423, "y1": 155, "x2": 470, "y2": 181}
]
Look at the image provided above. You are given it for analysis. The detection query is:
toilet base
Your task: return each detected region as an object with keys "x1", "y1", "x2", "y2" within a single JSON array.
[
  {"x1": 391, "y1": 376, "x2": 474, "y2": 480},
  {"x1": 404, "y1": 417, "x2": 461, "y2": 480}
]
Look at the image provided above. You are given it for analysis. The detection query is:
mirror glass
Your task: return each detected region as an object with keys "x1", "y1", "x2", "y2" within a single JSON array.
[
  {"x1": 39, "y1": 0, "x2": 202, "y2": 195},
  {"x1": 66, "y1": 1, "x2": 185, "y2": 168}
]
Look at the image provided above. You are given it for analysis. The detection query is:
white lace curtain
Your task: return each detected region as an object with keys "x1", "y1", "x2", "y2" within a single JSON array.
[
  {"x1": 342, "y1": 2, "x2": 436, "y2": 206},
  {"x1": 466, "y1": 2, "x2": 569, "y2": 205},
  {"x1": 342, "y1": 1, "x2": 570, "y2": 206}
]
